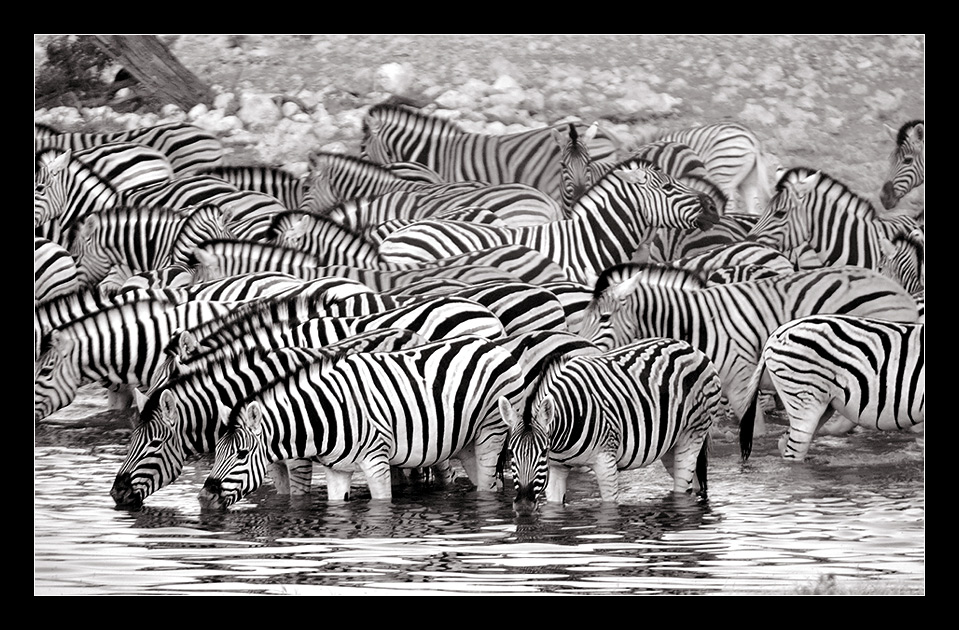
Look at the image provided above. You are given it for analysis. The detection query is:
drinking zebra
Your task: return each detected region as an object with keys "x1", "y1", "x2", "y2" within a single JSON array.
[
  {"x1": 197, "y1": 335, "x2": 525, "y2": 508},
  {"x1": 111, "y1": 328, "x2": 428, "y2": 508},
  {"x1": 739, "y1": 314, "x2": 924, "y2": 462},
  {"x1": 879, "y1": 119, "x2": 924, "y2": 212},
  {"x1": 575, "y1": 262, "x2": 922, "y2": 437},
  {"x1": 34, "y1": 297, "x2": 236, "y2": 421},
  {"x1": 498, "y1": 336, "x2": 723, "y2": 514}
]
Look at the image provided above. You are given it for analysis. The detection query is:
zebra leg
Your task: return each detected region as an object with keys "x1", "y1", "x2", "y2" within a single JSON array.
[
  {"x1": 664, "y1": 435, "x2": 707, "y2": 495},
  {"x1": 545, "y1": 464, "x2": 570, "y2": 505},
  {"x1": 286, "y1": 458, "x2": 314, "y2": 495},
  {"x1": 324, "y1": 467, "x2": 354, "y2": 501},
  {"x1": 359, "y1": 458, "x2": 393, "y2": 501},
  {"x1": 269, "y1": 461, "x2": 291, "y2": 494},
  {"x1": 455, "y1": 442, "x2": 502, "y2": 492},
  {"x1": 778, "y1": 407, "x2": 834, "y2": 461},
  {"x1": 590, "y1": 452, "x2": 620, "y2": 502},
  {"x1": 430, "y1": 460, "x2": 456, "y2": 487}
]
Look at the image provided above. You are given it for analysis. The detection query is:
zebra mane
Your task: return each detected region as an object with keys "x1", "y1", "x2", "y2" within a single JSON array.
[
  {"x1": 35, "y1": 121, "x2": 62, "y2": 135},
  {"x1": 593, "y1": 262, "x2": 708, "y2": 299},
  {"x1": 523, "y1": 347, "x2": 577, "y2": 422},
  {"x1": 309, "y1": 150, "x2": 390, "y2": 175},
  {"x1": 776, "y1": 166, "x2": 884, "y2": 218},
  {"x1": 264, "y1": 207, "x2": 369, "y2": 242},
  {"x1": 365, "y1": 102, "x2": 462, "y2": 135},
  {"x1": 897, "y1": 119, "x2": 924, "y2": 145}
]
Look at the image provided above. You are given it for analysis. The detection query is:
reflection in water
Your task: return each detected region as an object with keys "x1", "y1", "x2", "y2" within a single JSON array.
[{"x1": 35, "y1": 387, "x2": 924, "y2": 595}]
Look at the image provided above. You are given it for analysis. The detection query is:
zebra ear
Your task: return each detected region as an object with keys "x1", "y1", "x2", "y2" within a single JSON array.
[
  {"x1": 158, "y1": 389, "x2": 178, "y2": 426},
  {"x1": 177, "y1": 330, "x2": 200, "y2": 361},
  {"x1": 606, "y1": 270, "x2": 641, "y2": 301},
  {"x1": 911, "y1": 122, "x2": 924, "y2": 144},
  {"x1": 49, "y1": 329, "x2": 75, "y2": 357},
  {"x1": 48, "y1": 149, "x2": 71, "y2": 174},
  {"x1": 793, "y1": 171, "x2": 820, "y2": 198},
  {"x1": 612, "y1": 167, "x2": 648, "y2": 186},
  {"x1": 583, "y1": 121, "x2": 600, "y2": 144},
  {"x1": 498, "y1": 396, "x2": 518, "y2": 431},
  {"x1": 548, "y1": 126, "x2": 567, "y2": 148},
  {"x1": 878, "y1": 234, "x2": 897, "y2": 259},
  {"x1": 241, "y1": 401, "x2": 264, "y2": 435},
  {"x1": 132, "y1": 388, "x2": 151, "y2": 413},
  {"x1": 534, "y1": 395, "x2": 556, "y2": 432},
  {"x1": 885, "y1": 123, "x2": 899, "y2": 141}
]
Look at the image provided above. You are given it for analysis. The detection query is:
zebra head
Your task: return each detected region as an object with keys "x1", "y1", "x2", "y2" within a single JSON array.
[
  {"x1": 498, "y1": 396, "x2": 551, "y2": 517},
  {"x1": 578, "y1": 262, "x2": 708, "y2": 350},
  {"x1": 34, "y1": 148, "x2": 72, "y2": 228},
  {"x1": 111, "y1": 388, "x2": 187, "y2": 509},
  {"x1": 610, "y1": 162, "x2": 721, "y2": 233},
  {"x1": 551, "y1": 121, "x2": 600, "y2": 211},
  {"x1": 34, "y1": 329, "x2": 80, "y2": 422},
  {"x1": 880, "y1": 120, "x2": 924, "y2": 210},
  {"x1": 746, "y1": 167, "x2": 820, "y2": 253},
  {"x1": 198, "y1": 400, "x2": 270, "y2": 510}
]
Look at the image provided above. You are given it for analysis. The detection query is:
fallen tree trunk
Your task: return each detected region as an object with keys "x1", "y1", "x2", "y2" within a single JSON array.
[{"x1": 91, "y1": 35, "x2": 214, "y2": 111}]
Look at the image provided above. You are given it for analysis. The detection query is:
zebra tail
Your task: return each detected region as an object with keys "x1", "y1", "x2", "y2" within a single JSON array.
[
  {"x1": 739, "y1": 387, "x2": 758, "y2": 462},
  {"x1": 696, "y1": 434, "x2": 709, "y2": 495}
]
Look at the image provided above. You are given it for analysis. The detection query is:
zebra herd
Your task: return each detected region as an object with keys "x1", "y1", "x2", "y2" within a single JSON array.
[{"x1": 34, "y1": 106, "x2": 925, "y2": 517}]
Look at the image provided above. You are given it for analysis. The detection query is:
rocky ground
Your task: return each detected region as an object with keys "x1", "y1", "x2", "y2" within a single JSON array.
[{"x1": 34, "y1": 35, "x2": 924, "y2": 212}]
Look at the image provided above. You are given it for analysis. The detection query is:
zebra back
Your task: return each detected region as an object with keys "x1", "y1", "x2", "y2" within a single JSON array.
[
  {"x1": 111, "y1": 326, "x2": 427, "y2": 508},
  {"x1": 577, "y1": 262, "x2": 921, "y2": 424},
  {"x1": 197, "y1": 164, "x2": 306, "y2": 211},
  {"x1": 740, "y1": 314, "x2": 924, "y2": 461},
  {"x1": 200, "y1": 333, "x2": 525, "y2": 507},
  {"x1": 263, "y1": 210, "x2": 383, "y2": 268},
  {"x1": 750, "y1": 166, "x2": 923, "y2": 269},
  {"x1": 304, "y1": 151, "x2": 448, "y2": 214},
  {"x1": 70, "y1": 204, "x2": 233, "y2": 290},
  {"x1": 653, "y1": 121, "x2": 771, "y2": 215},
  {"x1": 360, "y1": 103, "x2": 619, "y2": 205},
  {"x1": 35, "y1": 236, "x2": 79, "y2": 306},
  {"x1": 34, "y1": 298, "x2": 237, "y2": 421}
]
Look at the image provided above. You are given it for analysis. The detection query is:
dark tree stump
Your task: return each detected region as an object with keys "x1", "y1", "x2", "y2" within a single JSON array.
[{"x1": 91, "y1": 35, "x2": 214, "y2": 111}]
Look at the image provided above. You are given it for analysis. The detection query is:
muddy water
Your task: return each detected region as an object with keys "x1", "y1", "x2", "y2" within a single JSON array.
[{"x1": 35, "y1": 384, "x2": 924, "y2": 595}]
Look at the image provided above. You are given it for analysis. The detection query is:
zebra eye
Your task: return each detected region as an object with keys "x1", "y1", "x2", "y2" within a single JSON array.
[
  {"x1": 599, "y1": 312, "x2": 611, "y2": 322},
  {"x1": 236, "y1": 449, "x2": 249, "y2": 460},
  {"x1": 903, "y1": 156, "x2": 914, "y2": 165},
  {"x1": 35, "y1": 184, "x2": 46, "y2": 194},
  {"x1": 149, "y1": 439, "x2": 164, "y2": 449},
  {"x1": 662, "y1": 181, "x2": 674, "y2": 192}
]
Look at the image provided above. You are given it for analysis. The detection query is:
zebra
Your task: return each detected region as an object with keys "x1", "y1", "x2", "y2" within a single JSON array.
[
  {"x1": 550, "y1": 121, "x2": 722, "y2": 214},
  {"x1": 196, "y1": 164, "x2": 306, "y2": 211},
  {"x1": 575, "y1": 262, "x2": 923, "y2": 437},
  {"x1": 165, "y1": 292, "x2": 507, "y2": 385},
  {"x1": 110, "y1": 327, "x2": 428, "y2": 508},
  {"x1": 321, "y1": 180, "x2": 566, "y2": 229},
  {"x1": 35, "y1": 236, "x2": 80, "y2": 306},
  {"x1": 34, "y1": 297, "x2": 236, "y2": 421},
  {"x1": 645, "y1": 212, "x2": 758, "y2": 263},
  {"x1": 36, "y1": 141, "x2": 174, "y2": 193},
  {"x1": 497, "y1": 336, "x2": 723, "y2": 514},
  {"x1": 665, "y1": 241, "x2": 796, "y2": 281},
  {"x1": 197, "y1": 334, "x2": 525, "y2": 508},
  {"x1": 303, "y1": 151, "x2": 451, "y2": 214},
  {"x1": 35, "y1": 120, "x2": 225, "y2": 176},
  {"x1": 739, "y1": 314, "x2": 924, "y2": 462},
  {"x1": 651, "y1": 121, "x2": 772, "y2": 215},
  {"x1": 360, "y1": 103, "x2": 619, "y2": 205},
  {"x1": 879, "y1": 119, "x2": 924, "y2": 212},
  {"x1": 376, "y1": 157, "x2": 720, "y2": 285},
  {"x1": 747, "y1": 167, "x2": 923, "y2": 270},
  {"x1": 878, "y1": 229, "x2": 924, "y2": 297},
  {"x1": 68, "y1": 204, "x2": 233, "y2": 291}
]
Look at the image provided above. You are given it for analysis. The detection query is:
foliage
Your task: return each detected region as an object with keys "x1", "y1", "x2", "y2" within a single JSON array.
[{"x1": 35, "y1": 36, "x2": 116, "y2": 109}]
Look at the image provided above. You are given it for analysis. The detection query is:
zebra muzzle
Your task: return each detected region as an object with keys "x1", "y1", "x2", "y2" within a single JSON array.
[
  {"x1": 110, "y1": 473, "x2": 143, "y2": 509},
  {"x1": 197, "y1": 479, "x2": 229, "y2": 510},
  {"x1": 695, "y1": 194, "x2": 722, "y2": 230}
]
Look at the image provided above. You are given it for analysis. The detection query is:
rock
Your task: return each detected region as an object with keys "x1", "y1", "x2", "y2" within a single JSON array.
[{"x1": 237, "y1": 93, "x2": 282, "y2": 130}]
